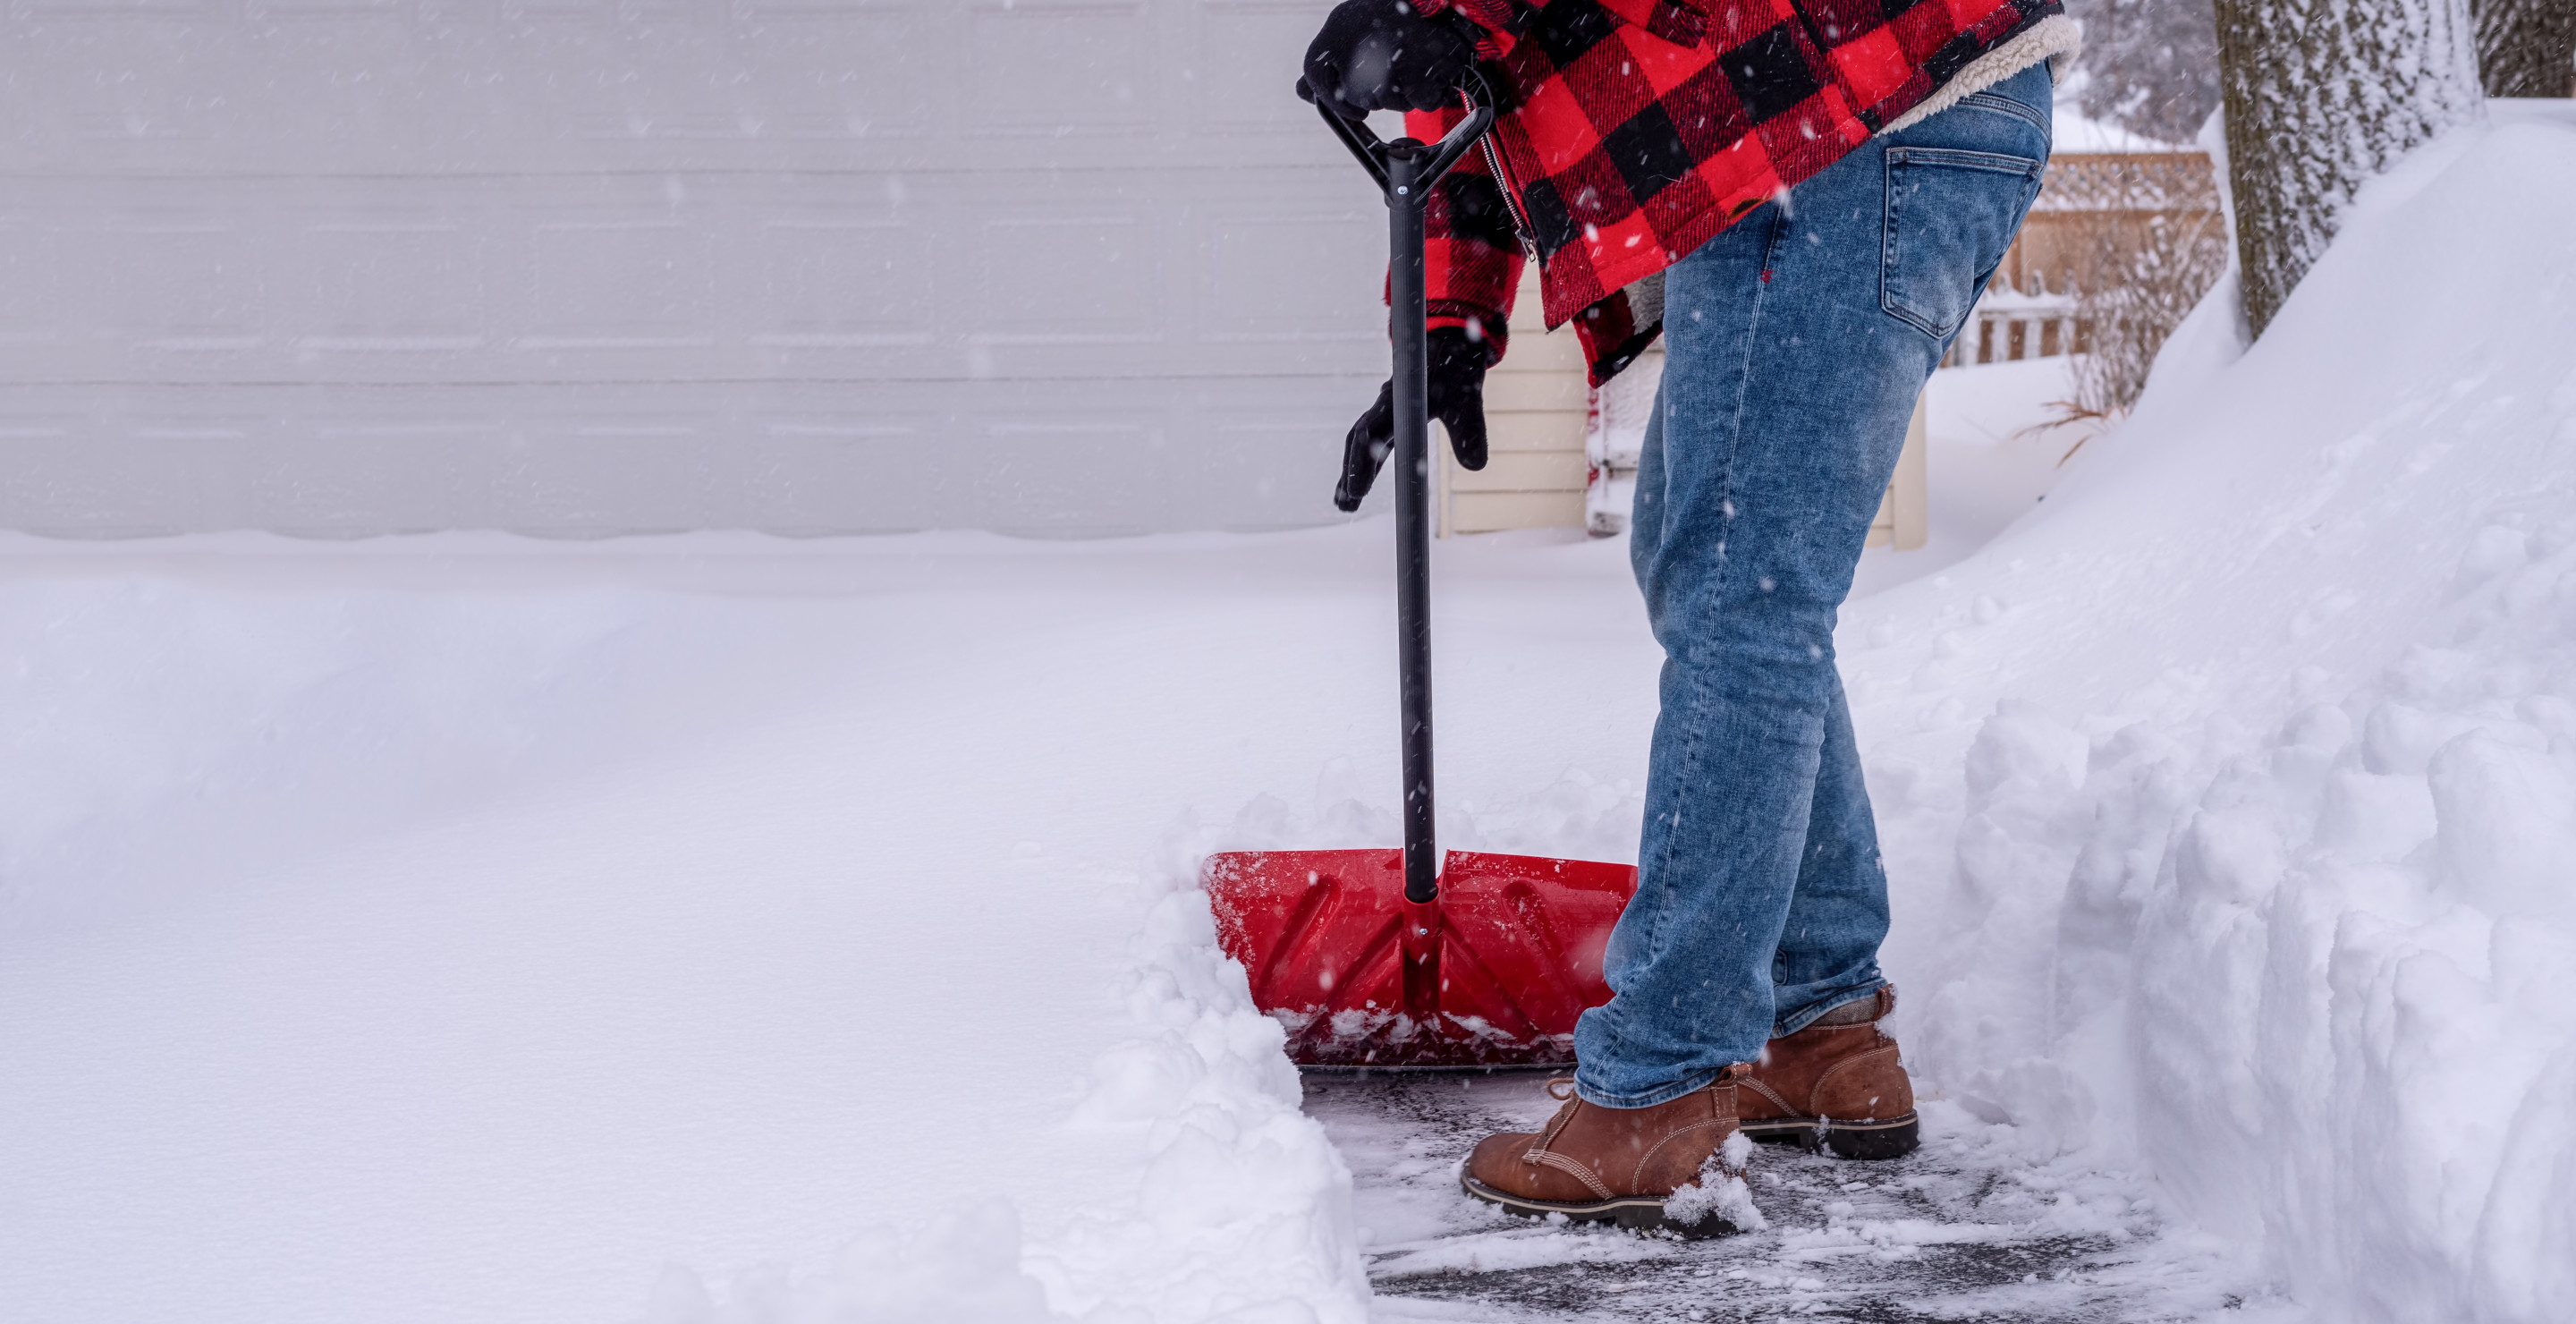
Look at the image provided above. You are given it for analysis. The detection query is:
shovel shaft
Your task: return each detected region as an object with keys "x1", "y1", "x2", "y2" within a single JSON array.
[
  {"x1": 1318, "y1": 92, "x2": 1487, "y2": 912},
  {"x1": 1386, "y1": 145, "x2": 1439, "y2": 907}
]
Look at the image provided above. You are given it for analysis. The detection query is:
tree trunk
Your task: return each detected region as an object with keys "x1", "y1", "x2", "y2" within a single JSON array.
[
  {"x1": 2472, "y1": 0, "x2": 2576, "y2": 97},
  {"x1": 2211, "y1": 0, "x2": 2484, "y2": 336},
  {"x1": 2062, "y1": 0, "x2": 2224, "y2": 146}
]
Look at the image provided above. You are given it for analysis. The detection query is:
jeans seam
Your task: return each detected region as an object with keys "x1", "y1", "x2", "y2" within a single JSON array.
[
  {"x1": 1881, "y1": 149, "x2": 2046, "y2": 339},
  {"x1": 1885, "y1": 146, "x2": 2046, "y2": 175},
  {"x1": 1880, "y1": 157, "x2": 1955, "y2": 339},
  {"x1": 1577, "y1": 1066, "x2": 1724, "y2": 1110},
  {"x1": 1666, "y1": 200, "x2": 1779, "y2": 914},
  {"x1": 1955, "y1": 90, "x2": 2050, "y2": 139},
  {"x1": 1771, "y1": 978, "x2": 1887, "y2": 1039},
  {"x1": 1580, "y1": 205, "x2": 1781, "y2": 1106}
]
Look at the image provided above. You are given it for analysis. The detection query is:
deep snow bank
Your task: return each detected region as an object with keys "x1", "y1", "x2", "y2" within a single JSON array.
[
  {"x1": 0, "y1": 543, "x2": 1382, "y2": 1324},
  {"x1": 1844, "y1": 102, "x2": 2576, "y2": 1320}
]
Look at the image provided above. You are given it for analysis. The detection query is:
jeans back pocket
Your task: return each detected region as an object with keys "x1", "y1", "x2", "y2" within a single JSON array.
[{"x1": 1879, "y1": 147, "x2": 2046, "y2": 340}]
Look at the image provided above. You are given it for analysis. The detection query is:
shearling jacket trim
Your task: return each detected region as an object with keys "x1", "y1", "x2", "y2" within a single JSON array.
[{"x1": 1879, "y1": 13, "x2": 2080, "y2": 133}]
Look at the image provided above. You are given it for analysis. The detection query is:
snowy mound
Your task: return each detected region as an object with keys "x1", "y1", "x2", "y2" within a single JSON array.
[
  {"x1": 0, "y1": 553, "x2": 1376, "y2": 1324},
  {"x1": 1850, "y1": 102, "x2": 2576, "y2": 1320},
  {"x1": 2, "y1": 99, "x2": 2566, "y2": 1324}
]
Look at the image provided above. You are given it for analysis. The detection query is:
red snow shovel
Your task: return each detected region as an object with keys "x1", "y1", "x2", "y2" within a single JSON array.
[{"x1": 1203, "y1": 80, "x2": 1639, "y2": 1069}]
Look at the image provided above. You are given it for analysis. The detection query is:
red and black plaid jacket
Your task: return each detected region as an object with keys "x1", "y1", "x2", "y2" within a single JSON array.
[{"x1": 1407, "y1": 0, "x2": 2063, "y2": 384}]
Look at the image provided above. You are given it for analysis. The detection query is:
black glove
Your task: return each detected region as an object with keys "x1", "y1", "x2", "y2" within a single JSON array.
[
  {"x1": 1294, "y1": 0, "x2": 1479, "y2": 120},
  {"x1": 1335, "y1": 326, "x2": 1490, "y2": 513}
]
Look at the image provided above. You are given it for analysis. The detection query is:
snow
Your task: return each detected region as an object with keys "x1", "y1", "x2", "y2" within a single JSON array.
[
  {"x1": 1660, "y1": 1131, "x2": 1764, "y2": 1233},
  {"x1": 1855, "y1": 100, "x2": 2576, "y2": 1320},
  {"x1": 2048, "y1": 85, "x2": 2190, "y2": 153},
  {"x1": 0, "y1": 538, "x2": 1380, "y2": 1323},
  {"x1": 1, "y1": 94, "x2": 2570, "y2": 1324},
  {"x1": 1318, "y1": 1081, "x2": 2277, "y2": 1320},
  {"x1": 1852, "y1": 354, "x2": 2088, "y2": 597}
]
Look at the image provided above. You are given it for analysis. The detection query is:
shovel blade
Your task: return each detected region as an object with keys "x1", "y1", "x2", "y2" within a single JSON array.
[{"x1": 1203, "y1": 848, "x2": 1637, "y2": 1068}]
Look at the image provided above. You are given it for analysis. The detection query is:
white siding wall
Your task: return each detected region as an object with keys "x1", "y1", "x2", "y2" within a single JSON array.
[{"x1": 0, "y1": 1, "x2": 1392, "y2": 537}]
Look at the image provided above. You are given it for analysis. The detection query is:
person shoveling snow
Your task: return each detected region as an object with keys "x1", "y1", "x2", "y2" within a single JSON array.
[{"x1": 1292, "y1": 0, "x2": 2080, "y2": 1235}]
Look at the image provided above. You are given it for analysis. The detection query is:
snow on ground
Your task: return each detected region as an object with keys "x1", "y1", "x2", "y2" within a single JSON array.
[
  {"x1": 0, "y1": 525, "x2": 1682, "y2": 1324},
  {"x1": 1315, "y1": 1077, "x2": 2284, "y2": 1323},
  {"x1": 0, "y1": 102, "x2": 2568, "y2": 1324},
  {"x1": 1852, "y1": 353, "x2": 2087, "y2": 598},
  {"x1": 0, "y1": 537, "x2": 1404, "y2": 1323},
  {"x1": 1851, "y1": 99, "x2": 2576, "y2": 1321},
  {"x1": 2049, "y1": 76, "x2": 2193, "y2": 153}
]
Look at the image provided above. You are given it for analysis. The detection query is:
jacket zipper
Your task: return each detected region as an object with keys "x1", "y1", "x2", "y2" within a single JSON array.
[{"x1": 1479, "y1": 134, "x2": 1544, "y2": 266}]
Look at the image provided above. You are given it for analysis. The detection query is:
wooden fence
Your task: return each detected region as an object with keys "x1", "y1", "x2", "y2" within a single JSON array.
[{"x1": 1944, "y1": 151, "x2": 2221, "y2": 367}]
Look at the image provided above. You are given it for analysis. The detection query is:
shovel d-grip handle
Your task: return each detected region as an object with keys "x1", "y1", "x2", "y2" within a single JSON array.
[
  {"x1": 1318, "y1": 74, "x2": 1496, "y2": 911},
  {"x1": 1314, "y1": 68, "x2": 1496, "y2": 200}
]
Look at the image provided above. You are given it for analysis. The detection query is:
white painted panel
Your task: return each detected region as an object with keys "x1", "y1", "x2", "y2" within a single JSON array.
[
  {"x1": 964, "y1": 4, "x2": 1153, "y2": 135},
  {"x1": 1193, "y1": 0, "x2": 1337, "y2": 132},
  {"x1": 112, "y1": 220, "x2": 264, "y2": 351},
  {"x1": 0, "y1": 416, "x2": 150, "y2": 536},
  {"x1": 740, "y1": 417, "x2": 936, "y2": 534},
  {"x1": 524, "y1": 219, "x2": 716, "y2": 350},
  {"x1": 252, "y1": 0, "x2": 409, "y2": 14},
  {"x1": 1197, "y1": 418, "x2": 1349, "y2": 528},
  {"x1": 1201, "y1": 208, "x2": 1385, "y2": 342},
  {"x1": 972, "y1": 216, "x2": 1159, "y2": 344},
  {"x1": 21, "y1": 1, "x2": 214, "y2": 13},
  {"x1": 973, "y1": 419, "x2": 1168, "y2": 534},
  {"x1": 492, "y1": 414, "x2": 720, "y2": 533},
  {"x1": 753, "y1": 219, "x2": 933, "y2": 348},
  {"x1": 0, "y1": 1, "x2": 1394, "y2": 536},
  {"x1": 1450, "y1": 489, "x2": 1586, "y2": 532},
  {"x1": 0, "y1": 219, "x2": 61, "y2": 347},
  {"x1": 744, "y1": 11, "x2": 938, "y2": 140},
  {"x1": 290, "y1": 219, "x2": 486, "y2": 352},
  {"x1": 15, "y1": 18, "x2": 223, "y2": 155},
  {"x1": 112, "y1": 413, "x2": 257, "y2": 530},
  {"x1": 244, "y1": 417, "x2": 488, "y2": 536}
]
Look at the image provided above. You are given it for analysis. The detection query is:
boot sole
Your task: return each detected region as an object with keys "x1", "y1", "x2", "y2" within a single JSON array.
[
  {"x1": 1458, "y1": 1175, "x2": 1746, "y2": 1239},
  {"x1": 1739, "y1": 1112, "x2": 1919, "y2": 1160}
]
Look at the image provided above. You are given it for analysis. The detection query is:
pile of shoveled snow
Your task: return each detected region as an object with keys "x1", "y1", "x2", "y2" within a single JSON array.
[
  {"x1": 1845, "y1": 101, "x2": 2576, "y2": 1321},
  {"x1": 0, "y1": 544, "x2": 1389, "y2": 1324},
  {"x1": 0, "y1": 517, "x2": 1674, "y2": 1324}
]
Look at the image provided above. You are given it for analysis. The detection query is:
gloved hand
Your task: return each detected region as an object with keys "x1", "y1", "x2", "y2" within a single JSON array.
[
  {"x1": 1294, "y1": 0, "x2": 1479, "y2": 120},
  {"x1": 1335, "y1": 325, "x2": 1489, "y2": 513}
]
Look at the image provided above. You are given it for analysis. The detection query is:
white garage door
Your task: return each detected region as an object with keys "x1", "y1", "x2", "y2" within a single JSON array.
[{"x1": 0, "y1": 1, "x2": 1395, "y2": 537}]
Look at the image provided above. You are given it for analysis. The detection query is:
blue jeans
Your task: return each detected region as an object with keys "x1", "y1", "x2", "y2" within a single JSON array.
[{"x1": 1573, "y1": 62, "x2": 2054, "y2": 1108}]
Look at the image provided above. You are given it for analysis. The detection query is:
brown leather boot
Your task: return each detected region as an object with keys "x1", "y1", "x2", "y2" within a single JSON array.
[
  {"x1": 1739, "y1": 985, "x2": 1919, "y2": 1158},
  {"x1": 1459, "y1": 1065, "x2": 1756, "y2": 1237}
]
